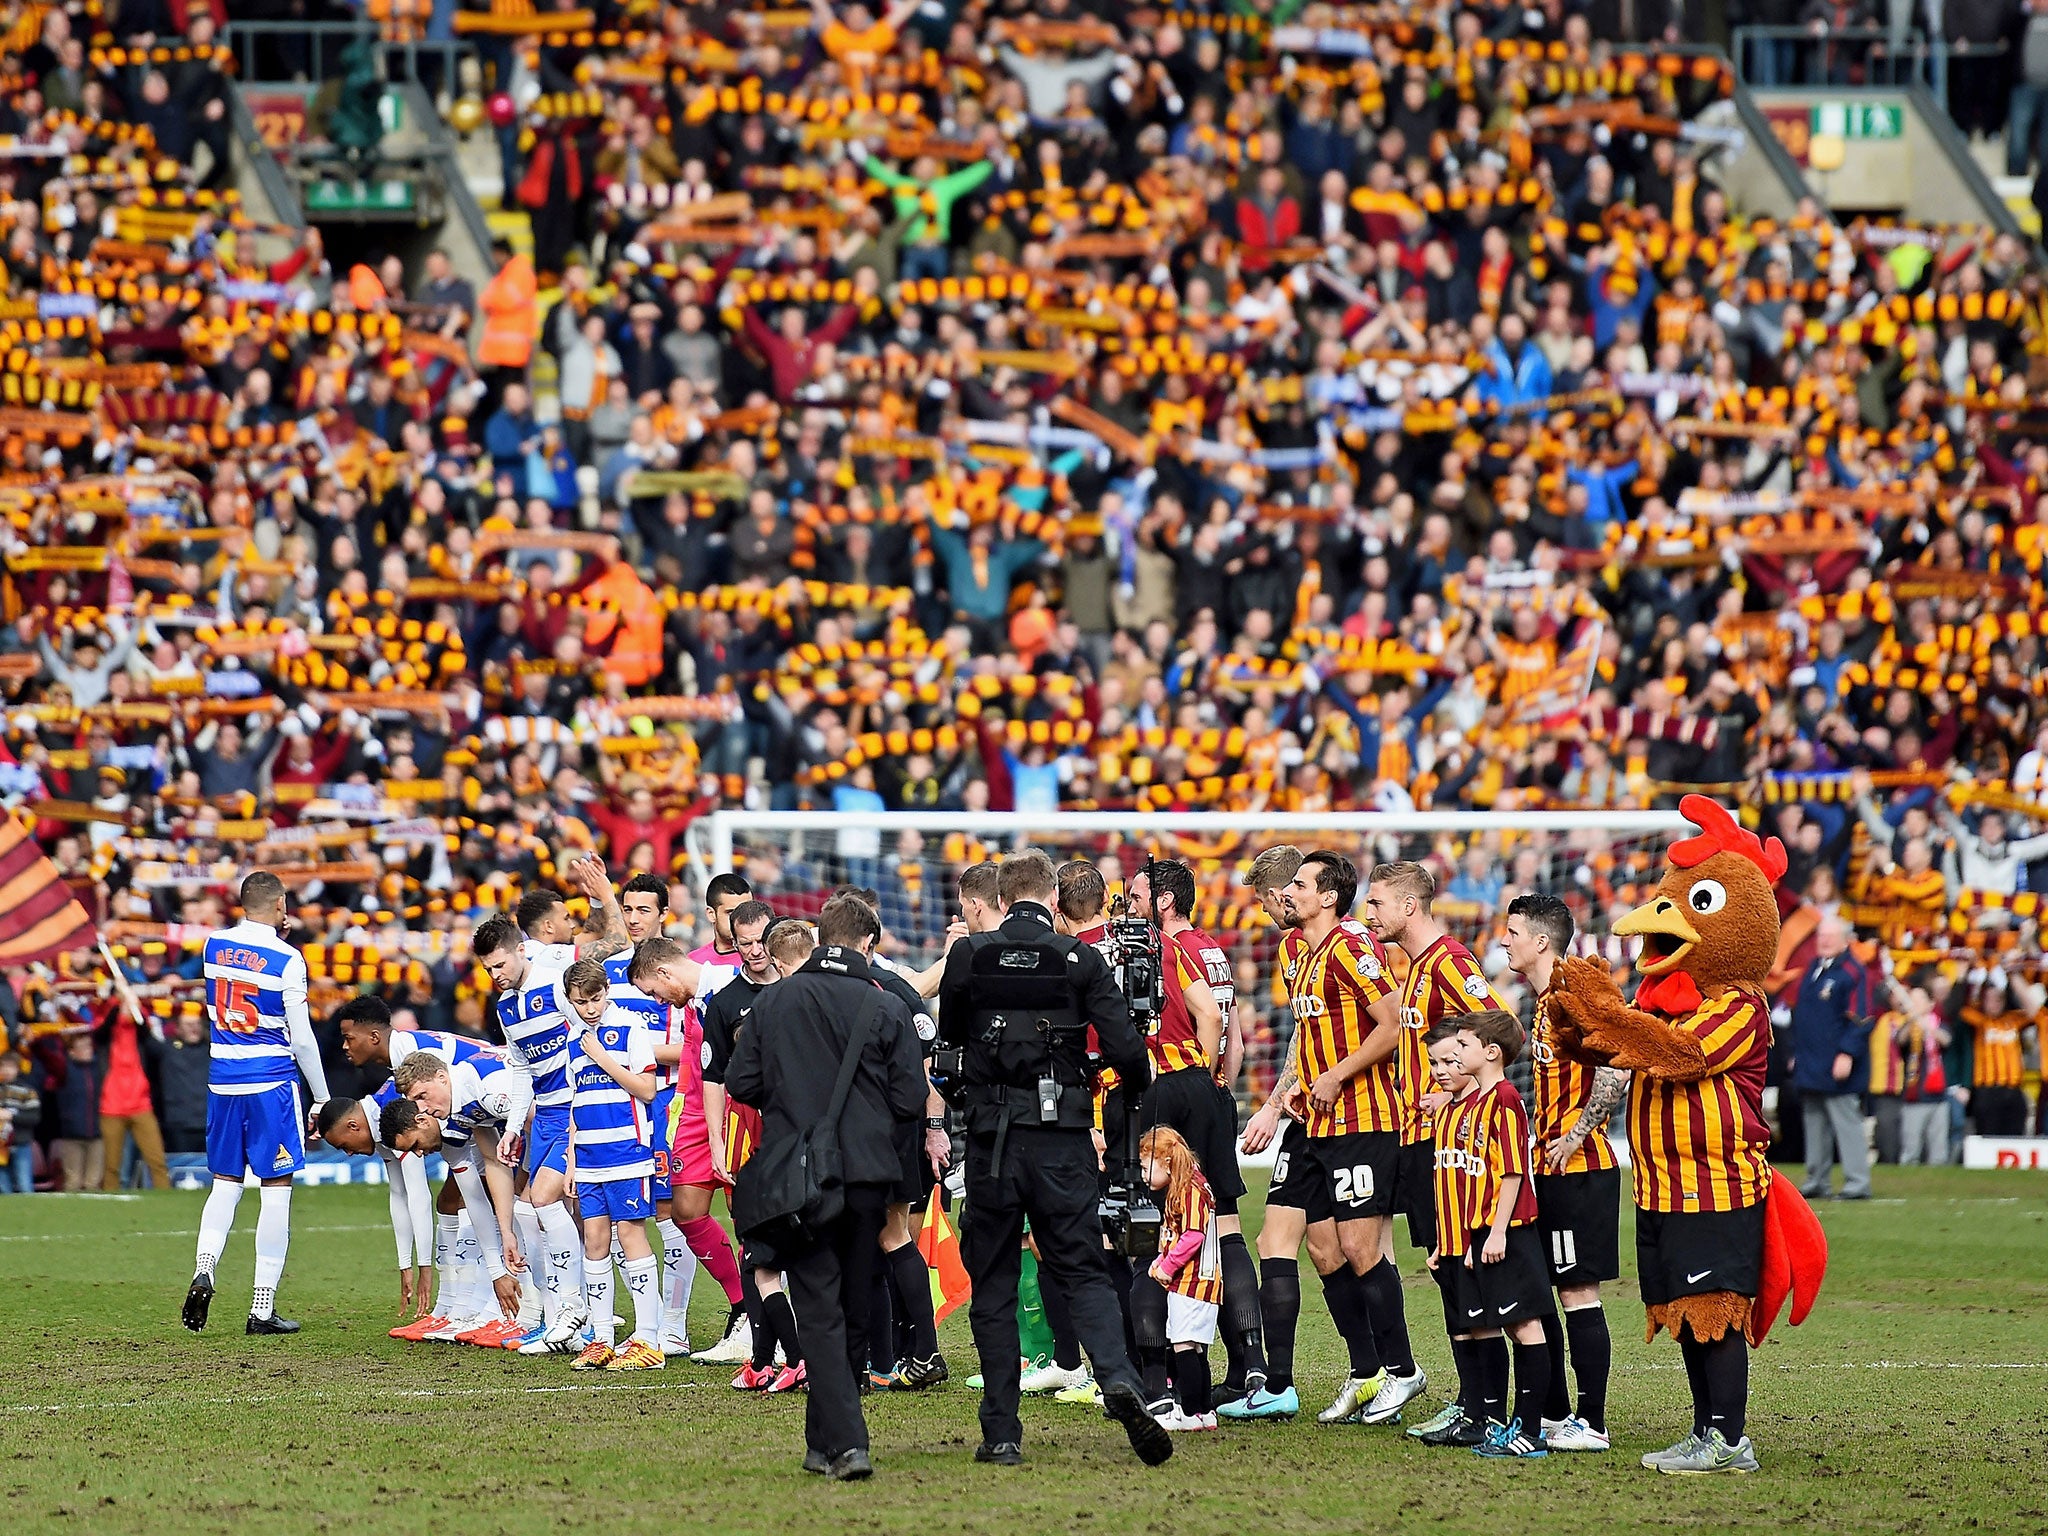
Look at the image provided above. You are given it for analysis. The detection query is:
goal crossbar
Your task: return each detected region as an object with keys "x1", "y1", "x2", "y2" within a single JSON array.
[{"x1": 693, "y1": 809, "x2": 1691, "y2": 890}]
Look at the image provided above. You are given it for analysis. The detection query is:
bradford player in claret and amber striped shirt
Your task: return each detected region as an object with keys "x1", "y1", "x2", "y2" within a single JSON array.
[
  {"x1": 1276, "y1": 849, "x2": 1426, "y2": 1429},
  {"x1": 1364, "y1": 862, "x2": 1513, "y2": 1251},
  {"x1": 1500, "y1": 892, "x2": 1623, "y2": 1453},
  {"x1": 1229, "y1": 846, "x2": 1322, "y2": 1421},
  {"x1": 1128, "y1": 858, "x2": 1264, "y2": 1404},
  {"x1": 1353, "y1": 859, "x2": 1516, "y2": 1433}
]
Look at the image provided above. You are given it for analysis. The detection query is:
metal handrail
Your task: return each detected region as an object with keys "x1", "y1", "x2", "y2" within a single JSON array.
[
  {"x1": 226, "y1": 80, "x2": 305, "y2": 230},
  {"x1": 225, "y1": 17, "x2": 470, "y2": 91},
  {"x1": 1905, "y1": 81, "x2": 2031, "y2": 251},
  {"x1": 398, "y1": 79, "x2": 498, "y2": 297},
  {"x1": 1631, "y1": 40, "x2": 1817, "y2": 216},
  {"x1": 1726, "y1": 77, "x2": 1816, "y2": 214},
  {"x1": 1731, "y1": 24, "x2": 2005, "y2": 95}
]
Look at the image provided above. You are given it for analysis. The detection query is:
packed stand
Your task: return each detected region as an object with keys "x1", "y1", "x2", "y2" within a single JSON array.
[{"x1": 0, "y1": 0, "x2": 2043, "y2": 1185}]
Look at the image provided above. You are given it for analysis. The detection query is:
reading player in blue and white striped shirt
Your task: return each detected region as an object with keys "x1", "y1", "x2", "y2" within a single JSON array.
[
  {"x1": 329, "y1": 996, "x2": 524, "y2": 1346},
  {"x1": 184, "y1": 872, "x2": 332, "y2": 1337},
  {"x1": 560, "y1": 958, "x2": 666, "y2": 1371},
  {"x1": 470, "y1": 858, "x2": 634, "y2": 1355},
  {"x1": 383, "y1": 1049, "x2": 534, "y2": 1336}
]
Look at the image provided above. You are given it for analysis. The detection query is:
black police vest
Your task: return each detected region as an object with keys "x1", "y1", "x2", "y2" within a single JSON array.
[{"x1": 964, "y1": 929, "x2": 1087, "y2": 1094}]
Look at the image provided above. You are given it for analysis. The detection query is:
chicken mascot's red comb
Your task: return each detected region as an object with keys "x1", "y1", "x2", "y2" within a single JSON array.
[{"x1": 1671, "y1": 794, "x2": 1788, "y2": 884}]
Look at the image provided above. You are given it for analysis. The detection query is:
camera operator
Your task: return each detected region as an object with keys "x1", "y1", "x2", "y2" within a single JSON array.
[
  {"x1": 938, "y1": 848, "x2": 1173, "y2": 1469},
  {"x1": 1126, "y1": 859, "x2": 1267, "y2": 1407}
]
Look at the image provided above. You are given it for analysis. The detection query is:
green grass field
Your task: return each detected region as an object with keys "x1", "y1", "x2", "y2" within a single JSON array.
[{"x1": 2, "y1": 1165, "x2": 2044, "y2": 1536}]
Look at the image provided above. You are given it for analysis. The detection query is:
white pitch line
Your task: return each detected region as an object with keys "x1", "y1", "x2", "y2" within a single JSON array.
[
  {"x1": 11, "y1": 1363, "x2": 2041, "y2": 1415},
  {"x1": 8, "y1": 1380, "x2": 701, "y2": 1414},
  {"x1": 1620, "y1": 1361, "x2": 2048, "y2": 1371},
  {"x1": 0, "y1": 1223, "x2": 396, "y2": 1243},
  {"x1": 15, "y1": 1192, "x2": 145, "y2": 1202}
]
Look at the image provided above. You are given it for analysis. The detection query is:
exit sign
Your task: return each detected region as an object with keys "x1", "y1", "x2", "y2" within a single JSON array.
[
  {"x1": 305, "y1": 178, "x2": 418, "y2": 213},
  {"x1": 1811, "y1": 102, "x2": 1902, "y2": 140}
]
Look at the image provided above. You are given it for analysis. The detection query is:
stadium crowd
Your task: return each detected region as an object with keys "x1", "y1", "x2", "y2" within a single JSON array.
[{"x1": 0, "y1": 0, "x2": 2044, "y2": 1191}]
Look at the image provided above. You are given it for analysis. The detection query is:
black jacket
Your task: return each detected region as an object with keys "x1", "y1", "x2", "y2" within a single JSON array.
[
  {"x1": 937, "y1": 901, "x2": 1150, "y2": 1092},
  {"x1": 726, "y1": 946, "x2": 927, "y2": 1187}
]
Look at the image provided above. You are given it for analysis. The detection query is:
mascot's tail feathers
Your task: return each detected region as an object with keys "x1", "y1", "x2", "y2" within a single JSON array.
[{"x1": 1748, "y1": 1169, "x2": 1829, "y2": 1346}]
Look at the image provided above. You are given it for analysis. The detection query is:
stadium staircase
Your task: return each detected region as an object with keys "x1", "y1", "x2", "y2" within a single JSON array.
[
  {"x1": 225, "y1": 20, "x2": 498, "y2": 322},
  {"x1": 1724, "y1": 30, "x2": 2033, "y2": 246}
]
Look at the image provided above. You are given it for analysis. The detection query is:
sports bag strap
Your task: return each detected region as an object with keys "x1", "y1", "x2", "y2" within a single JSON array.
[{"x1": 822, "y1": 989, "x2": 883, "y2": 1133}]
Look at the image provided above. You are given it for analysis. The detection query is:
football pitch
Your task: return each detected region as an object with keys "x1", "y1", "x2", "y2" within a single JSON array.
[{"x1": 2, "y1": 1167, "x2": 2043, "y2": 1536}]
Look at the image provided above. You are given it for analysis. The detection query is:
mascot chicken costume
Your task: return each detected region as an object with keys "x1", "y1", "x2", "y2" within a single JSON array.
[{"x1": 1549, "y1": 796, "x2": 1828, "y2": 1475}]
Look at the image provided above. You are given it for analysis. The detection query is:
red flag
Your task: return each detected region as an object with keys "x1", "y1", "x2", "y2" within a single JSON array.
[
  {"x1": 0, "y1": 818, "x2": 97, "y2": 967},
  {"x1": 916, "y1": 1188, "x2": 970, "y2": 1323}
]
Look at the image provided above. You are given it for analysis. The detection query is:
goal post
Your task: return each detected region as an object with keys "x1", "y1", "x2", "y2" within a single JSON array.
[{"x1": 688, "y1": 808, "x2": 1689, "y2": 1113}]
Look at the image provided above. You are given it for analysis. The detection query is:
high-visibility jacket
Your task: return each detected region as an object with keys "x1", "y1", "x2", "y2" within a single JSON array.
[
  {"x1": 579, "y1": 562, "x2": 665, "y2": 687},
  {"x1": 477, "y1": 254, "x2": 536, "y2": 369}
]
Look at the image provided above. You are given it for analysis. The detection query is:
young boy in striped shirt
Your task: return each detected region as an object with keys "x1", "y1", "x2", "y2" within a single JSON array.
[
  {"x1": 560, "y1": 959, "x2": 665, "y2": 1371},
  {"x1": 1419, "y1": 1024, "x2": 1485, "y2": 1448},
  {"x1": 1455, "y1": 1010, "x2": 1552, "y2": 1460}
]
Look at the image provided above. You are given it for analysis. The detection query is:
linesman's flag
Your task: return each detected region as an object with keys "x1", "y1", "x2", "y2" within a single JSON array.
[
  {"x1": 917, "y1": 1188, "x2": 970, "y2": 1323},
  {"x1": 0, "y1": 817, "x2": 97, "y2": 966}
]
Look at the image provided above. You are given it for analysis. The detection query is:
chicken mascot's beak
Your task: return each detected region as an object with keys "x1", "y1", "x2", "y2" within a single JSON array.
[{"x1": 1614, "y1": 896, "x2": 1701, "y2": 976}]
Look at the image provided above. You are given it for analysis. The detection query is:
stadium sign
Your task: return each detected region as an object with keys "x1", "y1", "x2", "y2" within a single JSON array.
[
  {"x1": 1961, "y1": 1135, "x2": 2048, "y2": 1170},
  {"x1": 1810, "y1": 102, "x2": 1902, "y2": 141},
  {"x1": 305, "y1": 179, "x2": 418, "y2": 214}
]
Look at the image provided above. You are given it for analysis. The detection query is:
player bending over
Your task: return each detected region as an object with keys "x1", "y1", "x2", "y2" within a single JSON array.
[
  {"x1": 333, "y1": 995, "x2": 527, "y2": 1343},
  {"x1": 386, "y1": 1050, "x2": 534, "y2": 1341}
]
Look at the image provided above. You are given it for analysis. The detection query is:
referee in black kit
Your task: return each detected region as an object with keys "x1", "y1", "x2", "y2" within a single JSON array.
[
  {"x1": 726, "y1": 894, "x2": 928, "y2": 1480},
  {"x1": 937, "y1": 848, "x2": 1173, "y2": 1468}
]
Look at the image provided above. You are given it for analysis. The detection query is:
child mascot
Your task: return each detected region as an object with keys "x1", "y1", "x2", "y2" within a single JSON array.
[{"x1": 1549, "y1": 795, "x2": 1827, "y2": 1475}]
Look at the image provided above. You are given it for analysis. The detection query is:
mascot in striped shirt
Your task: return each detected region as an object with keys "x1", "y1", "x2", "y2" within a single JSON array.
[{"x1": 1549, "y1": 796, "x2": 1828, "y2": 1476}]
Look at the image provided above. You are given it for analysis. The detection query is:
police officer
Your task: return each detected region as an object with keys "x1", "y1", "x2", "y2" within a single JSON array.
[{"x1": 937, "y1": 848, "x2": 1173, "y2": 1469}]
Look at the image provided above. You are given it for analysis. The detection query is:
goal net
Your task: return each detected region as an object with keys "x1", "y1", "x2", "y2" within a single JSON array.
[{"x1": 688, "y1": 810, "x2": 1688, "y2": 1116}]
